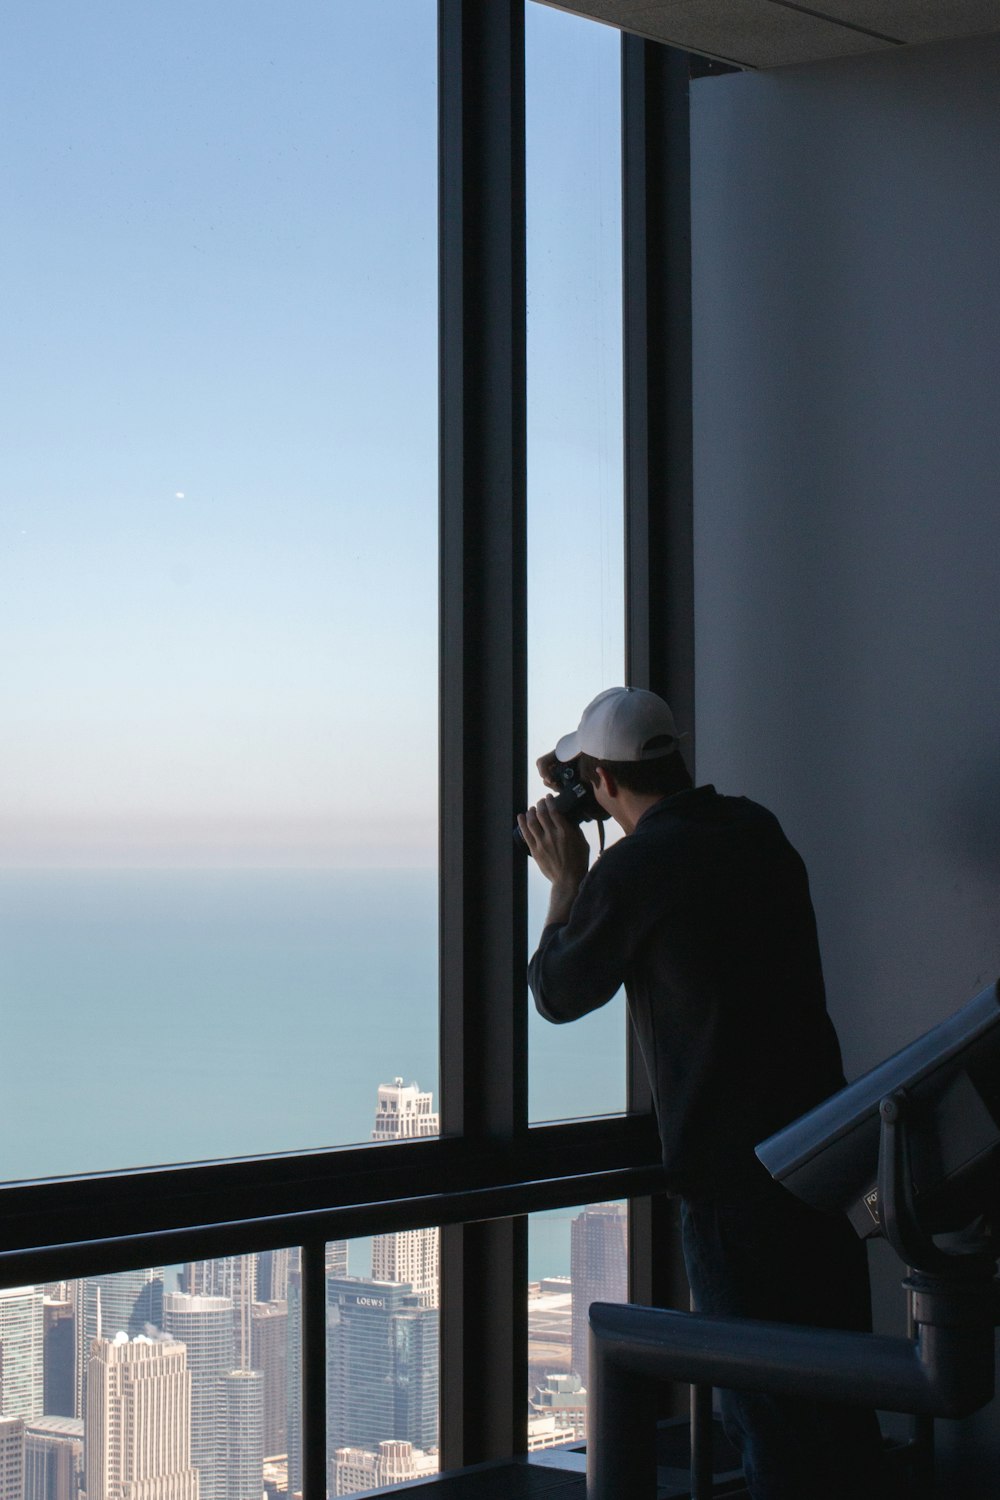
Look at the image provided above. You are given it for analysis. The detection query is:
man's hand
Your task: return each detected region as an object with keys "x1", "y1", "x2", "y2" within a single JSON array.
[
  {"x1": 535, "y1": 750, "x2": 562, "y2": 790},
  {"x1": 517, "y1": 795, "x2": 590, "y2": 925}
]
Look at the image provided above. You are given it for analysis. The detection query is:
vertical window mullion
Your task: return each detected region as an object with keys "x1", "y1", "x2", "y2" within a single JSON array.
[
  {"x1": 622, "y1": 35, "x2": 694, "y2": 754},
  {"x1": 438, "y1": 0, "x2": 528, "y2": 1470},
  {"x1": 622, "y1": 33, "x2": 694, "y2": 1326},
  {"x1": 300, "y1": 1238, "x2": 328, "y2": 1500}
]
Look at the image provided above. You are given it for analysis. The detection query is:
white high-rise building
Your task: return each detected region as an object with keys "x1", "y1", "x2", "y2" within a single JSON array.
[
  {"x1": 370, "y1": 1078, "x2": 439, "y2": 1143},
  {"x1": 86, "y1": 1333, "x2": 198, "y2": 1500},
  {"x1": 162, "y1": 1292, "x2": 235, "y2": 1500},
  {"x1": 182, "y1": 1258, "x2": 256, "y2": 1371},
  {"x1": 370, "y1": 1080, "x2": 440, "y2": 1308},
  {"x1": 0, "y1": 1287, "x2": 44, "y2": 1421},
  {"x1": 219, "y1": 1370, "x2": 263, "y2": 1500}
]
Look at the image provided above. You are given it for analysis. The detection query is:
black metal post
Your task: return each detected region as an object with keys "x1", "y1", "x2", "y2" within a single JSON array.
[
  {"x1": 906, "y1": 1276, "x2": 937, "y2": 1497},
  {"x1": 300, "y1": 1237, "x2": 328, "y2": 1500},
  {"x1": 439, "y1": 0, "x2": 528, "y2": 1469},
  {"x1": 689, "y1": 1382, "x2": 715, "y2": 1498},
  {"x1": 622, "y1": 36, "x2": 693, "y2": 738}
]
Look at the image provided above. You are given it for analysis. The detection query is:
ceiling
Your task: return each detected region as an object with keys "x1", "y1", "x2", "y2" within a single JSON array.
[{"x1": 540, "y1": 1, "x2": 1000, "y2": 69}]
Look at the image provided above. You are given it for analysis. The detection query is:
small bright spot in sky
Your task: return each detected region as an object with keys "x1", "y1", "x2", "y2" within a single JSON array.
[{"x1": 175, "y1": 491, "x2": 185, "y2": 499}]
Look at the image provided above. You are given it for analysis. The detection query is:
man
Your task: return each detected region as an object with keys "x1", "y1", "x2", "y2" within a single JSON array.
[{"x1": 518, "y1": 686, "x2": 881, "y2": 1500}]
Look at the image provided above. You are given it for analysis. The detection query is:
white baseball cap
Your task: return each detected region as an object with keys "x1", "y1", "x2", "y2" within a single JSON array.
[{"x1": 555, "y1": 687, "x2": 680, "y2": 763}]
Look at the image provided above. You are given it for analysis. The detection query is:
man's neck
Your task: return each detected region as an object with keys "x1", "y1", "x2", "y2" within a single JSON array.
[{"x1": 615, "y1": 790, "x2": 671, "y2": 836}]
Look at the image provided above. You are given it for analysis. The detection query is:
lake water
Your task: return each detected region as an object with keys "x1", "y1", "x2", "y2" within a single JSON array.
[{"x1": 1, "y1": 868, "x2": 626, "y2": 1261}]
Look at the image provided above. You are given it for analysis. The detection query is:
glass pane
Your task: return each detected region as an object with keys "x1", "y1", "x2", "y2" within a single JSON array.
[
  {"x1": 0, "y1": 1, "x2": 438, "y2": 1179},
  {"x1": 526, "y1": 3, "x2": 626, "y2": 1123},
  {"x1": 528, "y1": 1201, "x2": 628, "y2": 1445},
  {"x1": 326, "y1": 1233, "x2": 439, "y2": 1494},
  {"x1": 0, "y1": 1250, "x2": 296, "y2": 1500}
]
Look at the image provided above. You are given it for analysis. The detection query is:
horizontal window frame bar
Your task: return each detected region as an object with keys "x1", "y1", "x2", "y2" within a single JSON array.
[{"x1": 0, "y1": 1113, "x2": 662, "y2": 1281}]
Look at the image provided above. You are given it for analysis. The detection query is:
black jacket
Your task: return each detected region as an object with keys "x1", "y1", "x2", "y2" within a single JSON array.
[{"x1": 528, "y1": 785, "x2": 847, "y2": 1199}]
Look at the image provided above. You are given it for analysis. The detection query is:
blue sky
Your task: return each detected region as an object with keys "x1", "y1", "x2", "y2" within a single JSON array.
[{"x1": 1, "y1": 0, "x2": 623, "y2": 869}]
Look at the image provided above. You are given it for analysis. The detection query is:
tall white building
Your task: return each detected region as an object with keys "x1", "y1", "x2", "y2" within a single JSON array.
[
  {"x1": 162, "y1": 1292, "x2": 235, "y2": 1500},
  {"x1": 182, "y1": 1258, "x2": 256, "y2": 1371},
  {"x1": 219, "y1": 1370, "x2": 263, "y2": 1500},
  {"x1": 370, "y1": 1078, "x2": 439, "y2": 1143},
  {"x1": 0, "y1": 1287, "x2": 44, "y2": 1421},
  {"x1": 86, "y1": 1333, "x2": 198, "y2": 1500},
  {"x1": 370, "y1": 1080, "x2": 440, "y2": 1308}
]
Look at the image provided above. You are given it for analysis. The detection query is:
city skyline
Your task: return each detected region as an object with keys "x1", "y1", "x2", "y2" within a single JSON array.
[{"x1": 0, "y1": 1079, "x2": 622, "y2": 1497}]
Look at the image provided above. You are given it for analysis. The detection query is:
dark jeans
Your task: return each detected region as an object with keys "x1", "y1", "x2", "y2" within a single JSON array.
[{"x1": 681, "y1": 1189, "x2": 884, "y2": 1500}]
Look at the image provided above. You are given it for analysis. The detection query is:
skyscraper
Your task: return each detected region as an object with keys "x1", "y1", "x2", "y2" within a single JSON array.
[
  {"x1": 370, "y1": 1080, "x2": 439, "y2": 1308},
  {"x1": 326, "y1": 1277, "x2": 438, "y2": 1458},
  {"x1": 86, "y1": 1333, "x2": 198, "y2": 1500},
  {"x1": 162, "y1": 1292, "x2": 235, "y2": 1500},
  {"x1": 325, "y1": 1244, "x2": 347, "y2": 1279},
  {"x1": 0, "y1": 1288, "x2": 44, "y2": 1421},
  {"x1": 250, "y1": 1300, "x2": 287, "y2": 1458},
  {"x1": 73, "y1": 1270, "x2": 164, "y2": 1421},
  {"x1": 570, "y1": 1203, "x2": 627, "y2": 1392},
  {"x1": 42, "y1": 1295, "x2": 74, "y2": 1418},
  {"x1": 257, "y1": 1249, "x2": 298, "y2": 1305},
  {"x1": 219, "y1": 1371, "x2": 263, "y2": 1500},
  {"x1": 181, "y1": 1257, "x2": 256, "y2": 1372},
  {"x1": 370, "y1": 1078, "x2": 439, "y2": 1143}
]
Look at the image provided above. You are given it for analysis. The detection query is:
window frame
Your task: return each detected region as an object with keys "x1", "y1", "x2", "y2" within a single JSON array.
[{"x1": 0, "y1": 4, "x2": 694, "y2": 1487}]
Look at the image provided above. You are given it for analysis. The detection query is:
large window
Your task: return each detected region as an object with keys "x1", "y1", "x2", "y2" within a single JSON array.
[
  {"x1": 0, "y1": 2, "x2": 685, "y2": 1489},
  {"x1": 0, "y1": 0, "x2": 438, "y2": 1179},
  {"x1": 525, "y1": 2, "x2": 627, "y2": 1123}
]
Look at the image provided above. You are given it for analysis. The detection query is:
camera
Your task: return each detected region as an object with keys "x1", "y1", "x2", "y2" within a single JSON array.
[{"x1": 514, "y1": 757, "x2": 608, "y2": 854}]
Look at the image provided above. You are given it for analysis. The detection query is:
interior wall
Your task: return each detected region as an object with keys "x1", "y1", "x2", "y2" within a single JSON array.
[{"x1": 690, "y1": 33, "x2": 1000, "y2": 1492}]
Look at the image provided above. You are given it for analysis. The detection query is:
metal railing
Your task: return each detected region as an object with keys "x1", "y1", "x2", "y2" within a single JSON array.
[{"x1": 587, "y1": 1095, "x2": 1000, "y2": 1499}]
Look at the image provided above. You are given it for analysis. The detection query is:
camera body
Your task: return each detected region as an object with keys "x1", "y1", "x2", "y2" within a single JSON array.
[{"x1": 514, "y1": 757, "x2": 607, "y2": 853}]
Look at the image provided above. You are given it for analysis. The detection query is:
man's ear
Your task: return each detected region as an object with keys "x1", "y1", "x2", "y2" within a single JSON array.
[{"x1": 594, "y1": 765, "x2": 617, "y2": 799}]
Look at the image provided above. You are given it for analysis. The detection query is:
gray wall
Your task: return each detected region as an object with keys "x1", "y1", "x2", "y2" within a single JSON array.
[{"x1": 691, "y1": 34, "x2": 1000, "y2": 1492}]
